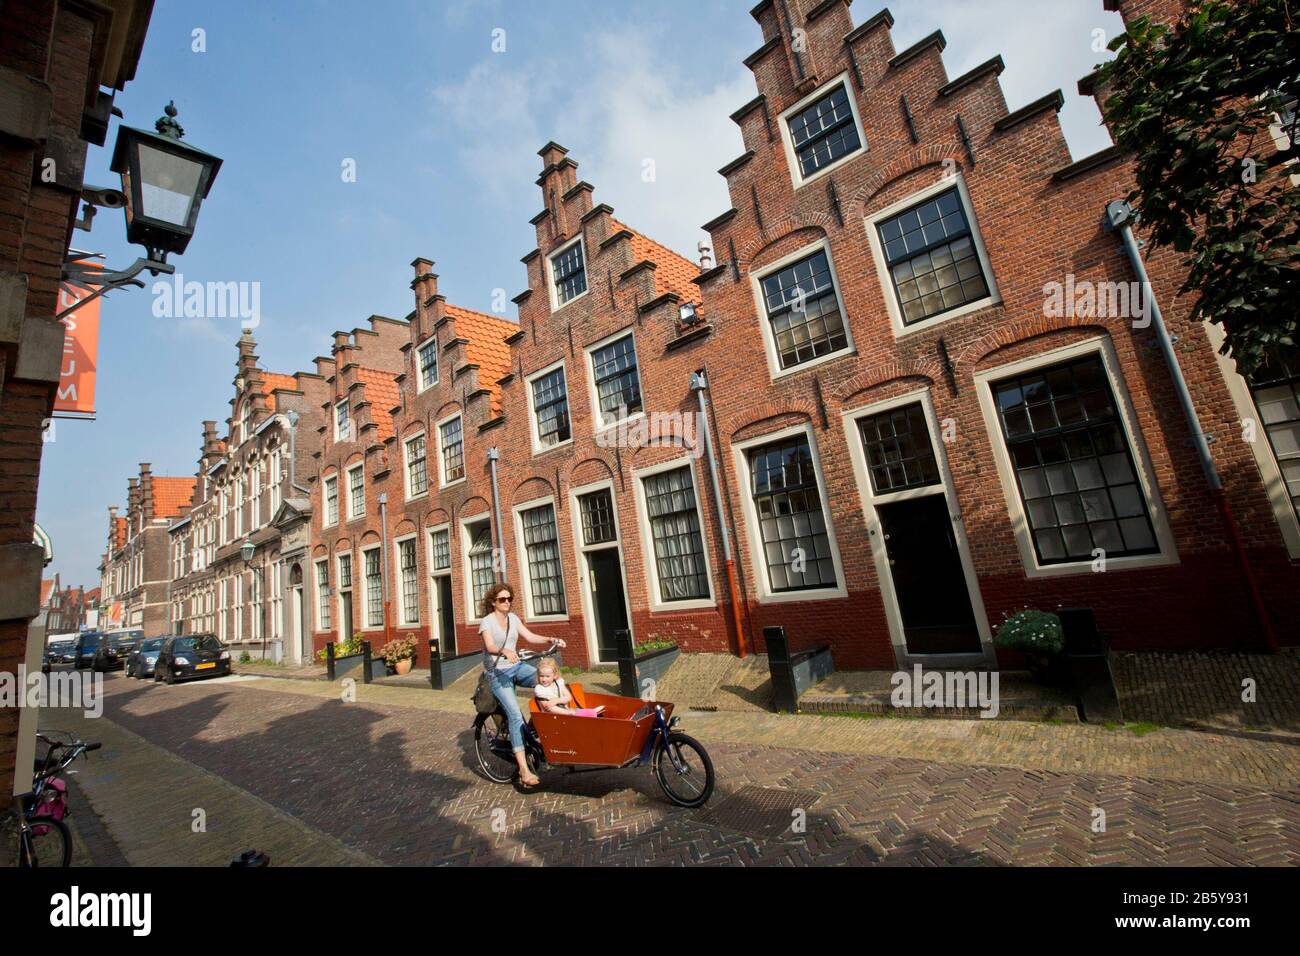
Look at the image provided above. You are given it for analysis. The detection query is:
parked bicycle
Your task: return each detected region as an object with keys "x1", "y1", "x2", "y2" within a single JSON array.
[
  {"x1": 16, "y1": 733, "x2": 99, "y2": 867},
  {"x1": 472, "y1": 643, "x2": 715, "y2": 808}
]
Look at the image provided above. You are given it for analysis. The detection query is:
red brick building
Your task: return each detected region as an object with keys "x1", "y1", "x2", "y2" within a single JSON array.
[
  {"x1": 1, "y1": 0, "x2": 155, "y2": 797},
  {"x1": 291, "y1": 0, "x2": 1297, "y2": 675}
]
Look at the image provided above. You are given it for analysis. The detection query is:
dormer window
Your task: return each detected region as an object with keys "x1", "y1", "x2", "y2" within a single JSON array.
[
  {"x1": 780, "y1": 76, "x2": 865, "y2": 186},
  {"x1": 548, "y1": 237, "x2": 588, "y2": 308}
]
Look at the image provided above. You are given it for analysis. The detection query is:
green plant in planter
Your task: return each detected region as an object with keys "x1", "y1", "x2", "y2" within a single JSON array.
[
  {"x1": 238, "y1": 651, "x2": 251, "y2": 664},
  {"x1": 316, "y1": 635, "x2": 364, "y2": 662},
  {"x1": 633, "y1": 638, "x2": 677, "y2": 656},
  {"x1": 994, "y1": 609, "x2": 1066, "y2": 683}
]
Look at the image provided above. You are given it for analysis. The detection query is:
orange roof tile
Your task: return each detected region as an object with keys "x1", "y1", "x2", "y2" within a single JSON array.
[
  {"x1": 610, "y1": 219, "x2": 702, "y2": 307},
  {"x1": 85, "y1": 588, "x2": 100, "y2": 603},
  {"x1": 260, "y1": 372, "x2": 299, "y2": 411},
  {"x1": 448, "y1": 304, "x2": 518, "y2": 415},
  {"x1": 40, "y1": 579, "x2": 55, "y2": 605},
  {"x1": 152, "y1": 477, "x2": 196, "y2": 518},
  {"x1": 354, "y1": 367, "x2": 401, "y2": 443},
  {"x1": 114, "y1": 517, "x2": 127, "y2": 549}
]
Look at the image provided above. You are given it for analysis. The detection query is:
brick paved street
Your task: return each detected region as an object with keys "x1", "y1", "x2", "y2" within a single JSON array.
[{"x1": 40, "y1": 672, "x2": 1300, "y2": 866}]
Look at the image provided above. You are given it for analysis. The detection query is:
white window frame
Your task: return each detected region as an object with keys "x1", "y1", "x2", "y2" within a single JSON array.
[
  {"x1": 546, "y1": 234, "x2": 590, "y2": 312},
  {"x1": 864, "y1": 170, "x2": 1001, "y2": 340},
  {"x1": 632, "y1": 456, "x2": 717, "y2": 613},
  {"x1": 323, "y1": 473, "x2": 339, "y2": 527},
  {"x1": 459, "y1": 513, "x2": 494, "y2": 624},
  {"x1": 731, "y1": 422, "x2": 848, "y2": 603},
  {"x1": 314, "y1": 558, "x2": 331, "y2": 632},
  {"x1": 525, "y1": 358, "x2": 574, "y2": 456},
  {"x1": 346, "y1": 463, "x2": 365, "y2": 521},
  {"x1": 403, "y1": 430, "x2": 429, "y2": 501},
  {"x1": 415, "y1": 334, "x2": 440, "y2": 393},
  {"x1": 335, "y1": 400, "x2": 351, "y2": 442},
  {"x1": 335, "y1": 549, "x2": 354, "y2": 634},
  {"x1": 394, "y1": 533, "x2": 420, "y2": 627},
  {"x1": 436, "y1": 412, "x2": 466, "y2": 488},
  {"x1": 359, "y1": 545, "x2": 383, "y2": 631},
  {"x1": 1207, "y1": 329, "x2": 1300, "y2": 558},
  {"x1": 749, "y1": 237, "x2": 856, "y2": 381},
  {"x1": 842, "y1": 388, "x2": 997, "y2": 668},
  {"x1": 778, "y1": 72, "x2": 867, "y2": 190},
  {"x1": 512, "y1": 495, "x2": 569, "y2": 622},
  {"x1": 973, "y1": 335, "x2": 1179, "y2": 578},
  {"x1": 583, "y1": 327, "x2": 645, "y2": 434},
  {"x1": 425, "y1": 522, "x2": 453, "y2": 639},
  {"x1": 568, "y1": 478, "x2": 634, "y2": 663}
]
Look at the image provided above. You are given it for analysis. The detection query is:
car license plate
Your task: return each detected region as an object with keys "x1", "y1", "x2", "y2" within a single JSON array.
[{"x1": 196, "y1": 662, "x2": 215, "y2": 670}]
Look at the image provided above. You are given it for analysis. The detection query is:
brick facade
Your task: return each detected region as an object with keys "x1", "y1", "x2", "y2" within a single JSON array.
[{"x1": 1, "y1": 0, "x2": 153, "y2": 796}]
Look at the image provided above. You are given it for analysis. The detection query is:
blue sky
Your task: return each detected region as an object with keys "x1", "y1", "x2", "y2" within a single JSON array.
[{"x1": 39, "y1": 0, "x2": 1124, "y2": 588}]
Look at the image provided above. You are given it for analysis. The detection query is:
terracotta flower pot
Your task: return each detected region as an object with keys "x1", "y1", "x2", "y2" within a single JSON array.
[{"x1": 395, "y1": 658, "x2": 413, "y2": 676}]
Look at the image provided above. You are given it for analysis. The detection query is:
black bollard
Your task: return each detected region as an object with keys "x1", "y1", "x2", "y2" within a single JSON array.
[
  {"x1": 614, "y1": 628, "x2": 637, "y2": 697},
  {"x1": 764, "y1": 626, "x2": 799, "y2": 713}
]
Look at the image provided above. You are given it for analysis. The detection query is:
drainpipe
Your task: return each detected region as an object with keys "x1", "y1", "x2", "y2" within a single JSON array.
[
  {"x1": 690, "y1": 371, "x2": 749, "y2": 658},
  {"x1": 1106, "y1": 199, "x2": 1278, "y2": 652},
  {"x1": 379, "y1": 493, "x2": 392, "y2": 646},
  {"x1": 487, "y1": 447, "x2": 507, "y2": 580}
]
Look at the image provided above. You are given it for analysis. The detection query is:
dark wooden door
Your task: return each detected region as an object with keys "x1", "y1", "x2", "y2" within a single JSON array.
[{"x1": 587, "y1": 549, "x2": 628, "y2": 662}]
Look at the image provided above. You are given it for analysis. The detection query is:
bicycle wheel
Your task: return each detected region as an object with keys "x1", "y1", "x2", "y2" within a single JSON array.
[
  {"x1": 474, "y1": 715, "x2": 517, "y2": 784},
  {"x1": 652, "y1": 732, "x2": 715, "y2": 808},
  {"x1": 18, "y1": 817, "x2": 71, "y2": 867}
]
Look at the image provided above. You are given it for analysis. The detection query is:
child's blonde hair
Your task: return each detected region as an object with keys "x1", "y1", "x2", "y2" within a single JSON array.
[{"x1": 536, "y1": 656, "x2": 560, "y2": 677}]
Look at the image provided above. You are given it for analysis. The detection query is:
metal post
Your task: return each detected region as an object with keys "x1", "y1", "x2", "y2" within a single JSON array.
[
  {"x1": 325, "y1": 641, "x2": 335, "y2": 681},
  {"x1": 1106, "y1": 200, "x2": 1278, "y2": 652},
  {"x1": 362, "y1": 640, "x2": 373, "y2": 684},
  {"x1": 764, "y1": 626, "x2": 799, "y2": 713},
  {"x1": 487, "y1": 447, "x2": 507, "y2": 580}
]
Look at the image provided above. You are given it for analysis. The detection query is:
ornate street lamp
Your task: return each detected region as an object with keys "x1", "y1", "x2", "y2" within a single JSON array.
[
  {"x1": 110, "y1": 101, "x2": 222, "y2": 261},
  {"x1": 59, "y1": 102, "x2": 222, "y2": 319}
]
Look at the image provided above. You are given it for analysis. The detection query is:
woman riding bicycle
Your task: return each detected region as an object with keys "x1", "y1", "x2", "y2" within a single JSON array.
[{"x1": 478, "y1": 582, "x2": 565, "y2": 787}]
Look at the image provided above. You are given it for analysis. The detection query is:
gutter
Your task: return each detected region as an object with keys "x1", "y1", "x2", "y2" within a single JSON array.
[{"x1": 1106, "y1": 199, "x2": 1278, "y2": 652}]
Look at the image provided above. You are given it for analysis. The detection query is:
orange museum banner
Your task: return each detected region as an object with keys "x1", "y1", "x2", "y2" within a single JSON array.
[{"x1": 55, "y1": 273, "x2": 100, "y2": 416}]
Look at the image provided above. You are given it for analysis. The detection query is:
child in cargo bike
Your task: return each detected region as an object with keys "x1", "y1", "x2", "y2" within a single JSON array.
[{"x1": 533, "y1": 657, "x2": 603, "y2": 718}]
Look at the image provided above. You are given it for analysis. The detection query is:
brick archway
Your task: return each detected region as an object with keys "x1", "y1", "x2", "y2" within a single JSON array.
[{"x1": 844, "y1": 144, "x2": 967, "y2": 219}]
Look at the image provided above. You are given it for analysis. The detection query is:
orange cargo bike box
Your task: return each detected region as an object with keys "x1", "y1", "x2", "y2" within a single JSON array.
[{"x1": 528, "y1": 684, "x2": 674, "y2": 767}]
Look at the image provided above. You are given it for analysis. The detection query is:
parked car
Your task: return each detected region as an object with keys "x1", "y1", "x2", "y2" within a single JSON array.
[
  {"x1": 154, "y1": 635, "x2": 230, "y2": 684},
  {"x1": 91, "y1": 632, "x2": 140, "y2": 672},
  {"x1": 42, "y1": 641, "x2": 75, "y2": 672},
  {"x1": 125, "y1": 637, "x2": 167, "y2": 679},
  {"x1": 72, "y1": 631, "x2": 103, "y2": 670}
]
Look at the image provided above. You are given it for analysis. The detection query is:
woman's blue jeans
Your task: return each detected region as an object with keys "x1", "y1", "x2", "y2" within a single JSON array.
[{"x1": 490, "y1": 662, "x2": 537, "y2": 752}]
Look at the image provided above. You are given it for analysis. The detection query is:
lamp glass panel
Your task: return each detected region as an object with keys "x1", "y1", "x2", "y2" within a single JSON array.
[{"x1": 137, "y1": 142, "x2": 204, "y2": 225}]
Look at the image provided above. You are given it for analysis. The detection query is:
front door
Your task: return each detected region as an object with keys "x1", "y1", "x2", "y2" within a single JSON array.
[
  {"x1": 877, "y1": 495, "x2": 981, "y2": 654},
  {"x1": 339, "y1": 591, "x2": 354, "y2": 642},
  {"x1": 587, "y1": 549, "x2": 628, "y2": 662},
  {"x1": 435, "y1": 575, "x2": 456, "y2": 656}
]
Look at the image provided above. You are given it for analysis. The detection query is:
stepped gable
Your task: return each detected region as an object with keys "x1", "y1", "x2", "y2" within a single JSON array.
[
  {"x1": 611, "y1": 220, "x2": 703, "y2": 306},
  {"x1": 352, "y1": 367, "x2": 401, "y2": 443},
  {"x1": 447, "y1": 303, "x2": 517, "y2": 414}
]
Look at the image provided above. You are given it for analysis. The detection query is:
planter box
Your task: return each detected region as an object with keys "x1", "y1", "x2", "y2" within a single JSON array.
[
  {"x1": 790, "y1": 645, "x2": 834, "y2": 698},
  {"x1": 429, "y1": 649, "x2": 482, "y2": 690},
  {"x1": 633, "y1": 646, "x2": 679, "y2": 693},
  {"x1": 333, "y1": 652, "x2": 364, "y2": 680}
]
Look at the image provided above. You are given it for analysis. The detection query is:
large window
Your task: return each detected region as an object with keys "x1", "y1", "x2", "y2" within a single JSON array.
[
  {"x1": 759, "y1": 249, "x2": 849, "y2": 370},
  {"x1": 324, "y1": 475, "x2": 339, "y2": 526},
  {"x1": 579, "y1": 489, "x2": 617, "y2": 546},
  {"x1": 877, "y1": 187, "x2": 989, "y2": 326},
  {"x1": 405, "y1": 434, "x2": 428, "y2": 497},
  {"x1": 642, "y1": 466, "x2": 710, "y2": 602},
  {"x1": 590, "y1": 334, "x2": 642, "y2": 426},
  {"x1": 746, "y1": 435, "x2": 837, "y2": 592},
  {"x1": 467, "y1": 521, "x2": 496, "y2": 611},
  {"x1": 1247, "y1": 351, "x2": 1300, "y2": 524},
  {"x1": 363, "y1": 548, "x2": 383, "y2": 628},
  {"x1": 530, "y1": 365, "x2": 571, "y2": 449},
  {"x1": 520, "y1": 504, "x2": 566, "y2": 616},
  {"x1": 991, "y1": 355, "x2": 1158, "y2": 564},
  {"x1": 417, "y1": 337, "x2": 438, "y2": 391},
  {"x1": 550, "y1": 239, "x2": 587, "y2": 306},
  {"x1": 348, "y1": 464, "x2": 365, "y2": 519},
  {"x1": 315, "y1": 559, "x2": 331, "y2": 630},
  {"x1": 439, "y1": 416, "x2": 464, "y2": 483},
  {"x1": 787, "y1": 82, "x2": 862, "y2": 180},
  {"x1": 398, "y1": 538, "x2": 419, "y2": 625}
]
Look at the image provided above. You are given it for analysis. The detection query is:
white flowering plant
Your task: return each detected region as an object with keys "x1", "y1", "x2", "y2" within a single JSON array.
[{"x1": 993, "y1": 609, "x2": 1064, "y2": 655}]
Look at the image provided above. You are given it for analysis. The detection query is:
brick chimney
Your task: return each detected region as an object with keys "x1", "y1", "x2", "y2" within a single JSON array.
[
  {"x1": 411, "y1": 257, "x2": 442, "y2": 342},
  {"x1": 536, "y1": 142, "x2": 577, "y2": 244}
]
